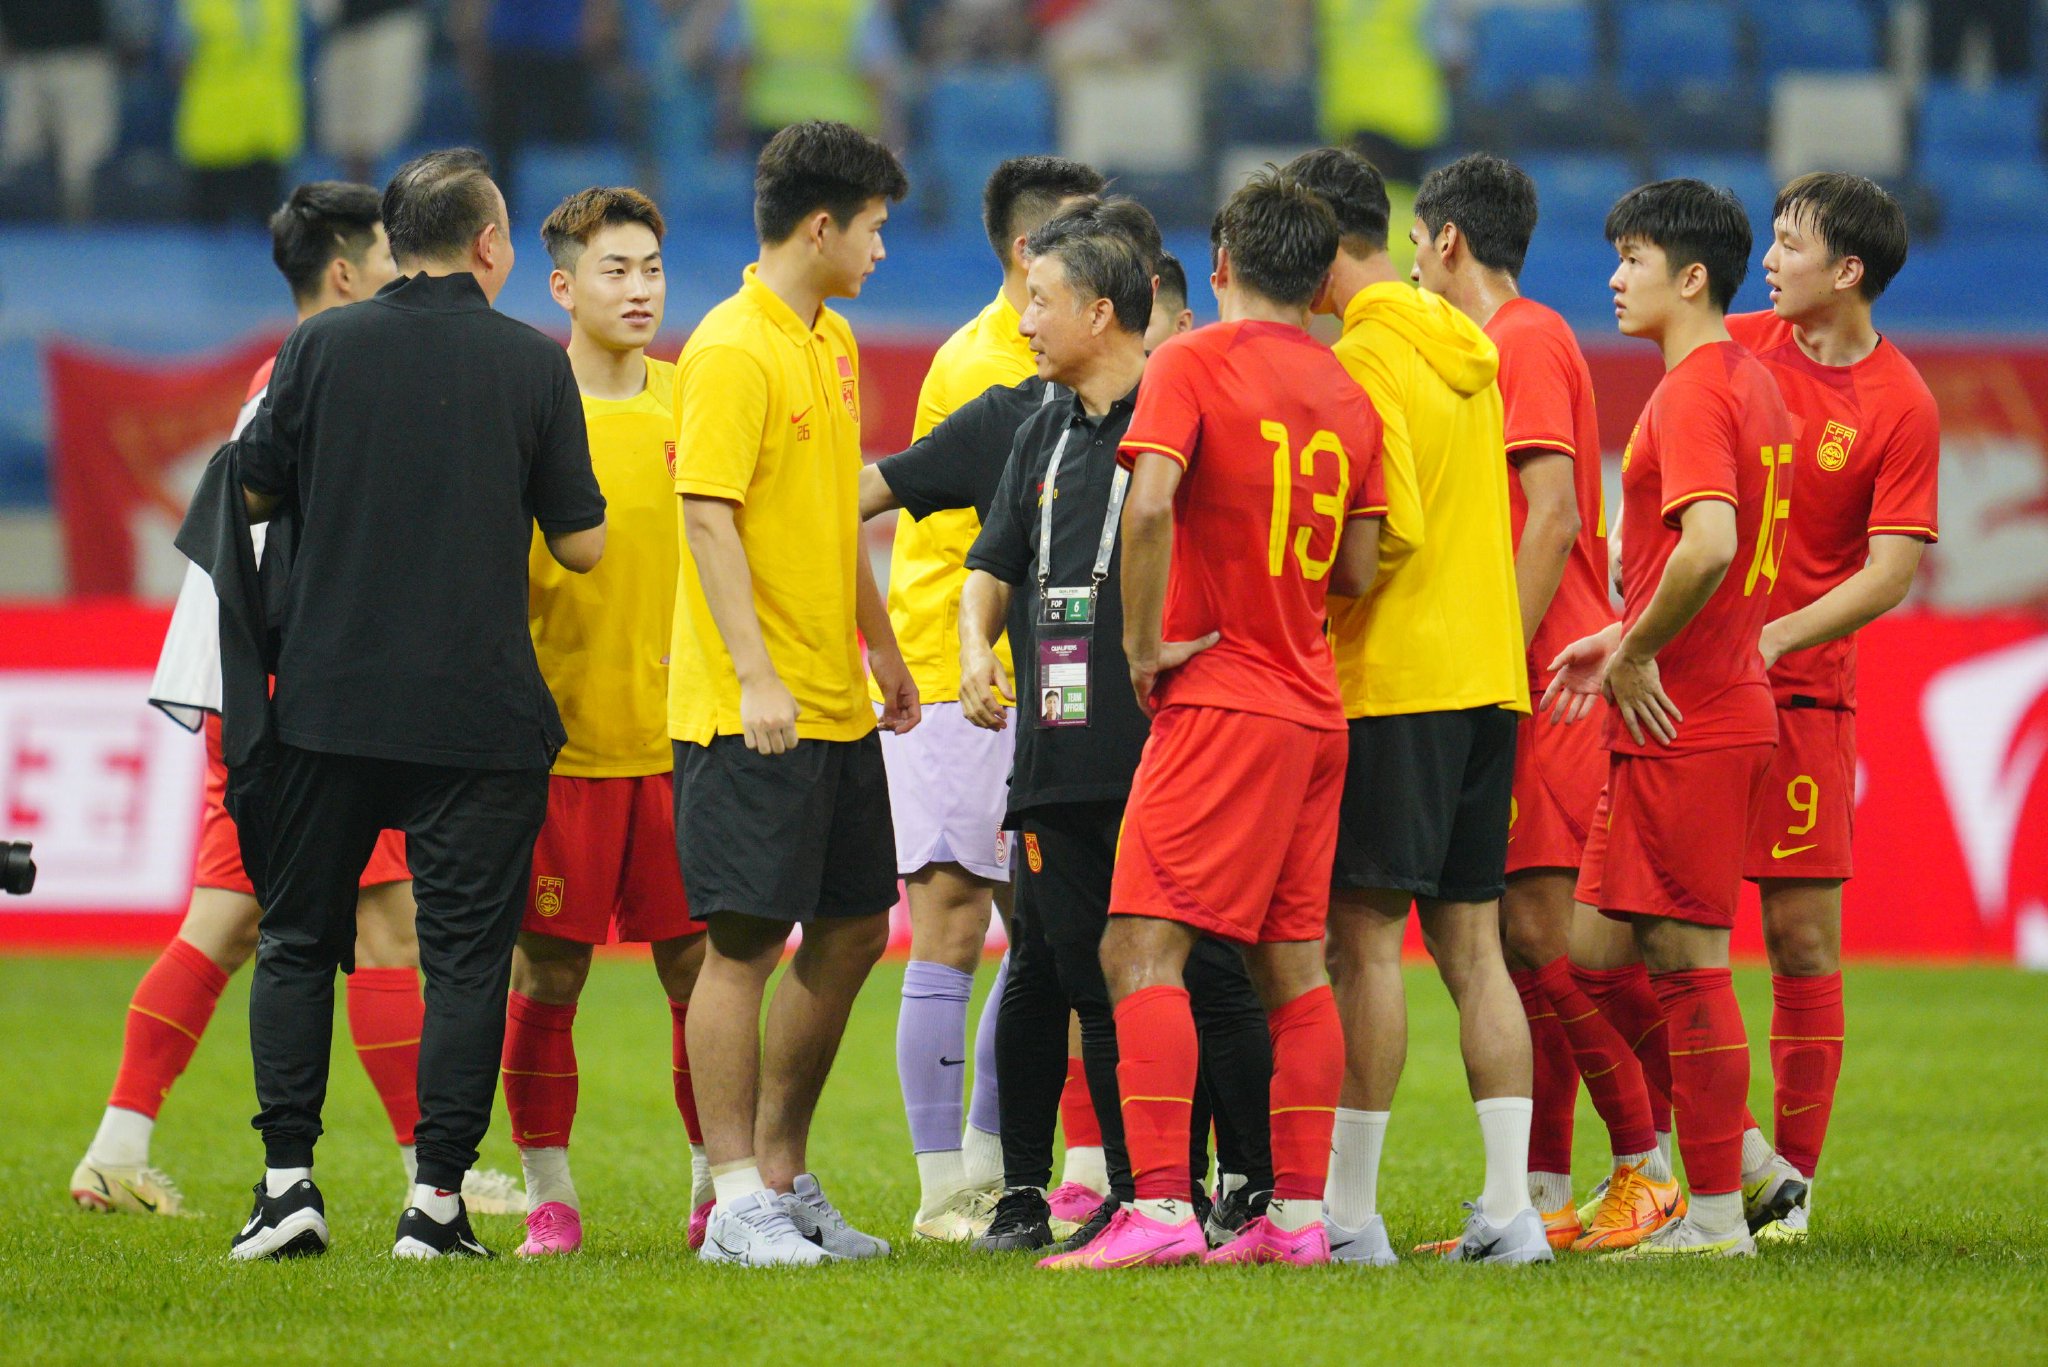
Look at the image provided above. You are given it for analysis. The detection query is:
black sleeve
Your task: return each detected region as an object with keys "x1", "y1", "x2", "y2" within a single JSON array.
[
  {"x1": 874, "y1": 383, "x2": 1018, "y2": 523},
  {"x1": 234, "y1": 324, "x2": 307, "y2": 498},
  {"x1": 963, "y1": 425, "x2": 1035, "y2": 585},
  {"x1": 528, "y1": 351, "x2": 606, "y2": 535}
]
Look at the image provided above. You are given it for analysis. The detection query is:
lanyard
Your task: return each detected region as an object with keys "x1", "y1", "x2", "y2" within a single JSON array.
[{"x1": 1035, "y1": 422, "x2": 1131, "y2": 595}]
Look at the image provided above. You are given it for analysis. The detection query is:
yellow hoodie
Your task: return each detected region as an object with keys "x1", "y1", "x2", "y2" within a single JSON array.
[{"x1": 1329, "y1": 281, "x2": 1530, "y2": 717}]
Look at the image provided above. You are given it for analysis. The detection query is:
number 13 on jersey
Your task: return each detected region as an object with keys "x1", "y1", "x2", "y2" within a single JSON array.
[{"x1": 1263, "y1": 420, "x2": 1351, "y2": 581}]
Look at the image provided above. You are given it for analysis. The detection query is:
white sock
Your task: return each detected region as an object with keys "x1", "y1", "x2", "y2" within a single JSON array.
[
  {"x1": 265, "y1": 1166, "x2": 311, "y2": 1198},
  {"x1": 1266, "y1": 1196, "x2": 1320, "y2": 1232},
  {"x1": 519, "y1": 1146, "x2": 577, "y2": 1211},
  {"x1": 88, "y1": 1107, "x2": 152, "y2": 1168},
  {"x1": 711, "y1": 1161, "x2": 767, "y2": 1205},
  {"x1": 409, "y1": 1181, "x2": 459, "y2": 1223},
  {"x1": 398, "y1": 1143, "x2": 417, "y2": 1185},
  {"x1": 1740, "y1": 1125, "x2": 1777, "y2": 1184},
  {"x1": 915, "y1": 1147, "x2": 968, "y2": 1210},
  {"x1": 1134, "y1": 1196, "x2": 1191, "y2": 1224},
  {"x1": 1325, "y1": 1108, "x2": 1390, "y2": 1227},
  {"x1": 1060, "y1": 1144, "x2": 1108, "y2": 1196},
  {"x1": 1476, "y1": 1097, "x2": 1535, "y2": 1225},
  {"x1": 688, "y1": 1143, "x2": 713, "y2": 1210},
  {"x1": 1620, "y1": 1146, "x2": 1673, "y2": 1184},
  {"x1": 1689, "y1": 1189, "x2": 1744, "y2": 1235},
  {"x1": 1529, "y1": 1170, "x2": 1573, "y2": 1213},
  {"x1": 1657, "y1": 1129, "x2": 1674, "y2": 1169},
  {"x1": 962, "y1": 1124, "x2": 1003, "y2": 1189}
]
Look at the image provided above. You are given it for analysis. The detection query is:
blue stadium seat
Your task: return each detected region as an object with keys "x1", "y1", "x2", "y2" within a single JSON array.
[
  {"x1": 1756, "y1": 0, "x2": 1881, "y2": 77},
  {"x1": 510, "y1": 143, "x2": 638, "y2": 232},
  {"x1": 1209, "y1": 72, "x2": 1319, "y2": 145},
  {"x1": 1518, "y1": 153, "x2": 1640, "y2": 232},
  {"x1": 1617, "y1": 1, "x2": 1740, "y2": 99},
  {"x1": 924, "y1": 65, "x2": 1055, "y2": 227},
  {"x1": 1919, "y1": 80, "x2": 2042, "y2": 161},
  {"x1": 1467, "y1": 4, "x2": 1598, "y2": 104},
  {"x1": 1926, "y1": 156, "x2": 2048, "y2": 232}
]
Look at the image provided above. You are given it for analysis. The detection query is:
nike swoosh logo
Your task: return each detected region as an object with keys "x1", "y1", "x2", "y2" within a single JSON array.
[
  {"x1": 1771, "y1": 842, "x2": 1819, "y2": 859},
  {"x1": 1328, "y1": 1237, "x2": 1355, "y2": 1253},
  {"x1": 240, "y1": 1214, "x2": 262, "y2": 1235},
  {"x1": 1781, "y1": 1102, "x2": 1822, "y2": 1117},
  {"x1": 939, "y1": 1056, "x2": 966, "y2": 1067},
  {"x1": 117, "y1": 1180, "x2": 157, "y2": 1213},
  {"x1": 790, "y1": 407, "x2": 812, "y2": 424}
]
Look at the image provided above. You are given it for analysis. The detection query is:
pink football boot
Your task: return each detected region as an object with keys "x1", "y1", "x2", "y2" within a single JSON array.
[
  {"x1": 515, "y1": 1201, "x2": 583, "y2": 1257},
  {"x1": 1038, "y1": 1205, "x2": 1206, "y2": 1270},
  {"x1": 687, "y1": 1199, "x2": 713, "y2": 1250},
  {"x1": 1046, "y1": 1182, "x2": 1104, "y2": 1234},
  {"x1": 1204, "y1": 1214, "x2": 1330, "y2": 1265}
]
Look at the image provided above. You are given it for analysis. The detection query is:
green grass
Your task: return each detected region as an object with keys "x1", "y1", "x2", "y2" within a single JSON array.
[{"x1": 2, "y1": 956, "x2": 2044, "y2": 1365}]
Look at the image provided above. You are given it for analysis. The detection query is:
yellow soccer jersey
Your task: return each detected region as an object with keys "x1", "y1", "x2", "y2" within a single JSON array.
[
  {"x1": 1328, "y1": 282, "x2": 1530, "y2": 717},
  {"x1": 530, "y1": 355, "x2": 680, "y2": 777},
  {"x1": 878, "y1": 290, "x2": 1034, "y2": 704},
  {"x1": 669, "y1": 266, "x2": 875, "y2": 745}
]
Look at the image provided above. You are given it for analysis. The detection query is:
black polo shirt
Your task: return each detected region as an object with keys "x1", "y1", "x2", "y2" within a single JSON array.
[
  {"x1": 966, "y1": 382, "x2": 1148, "y2": 820},
  {"x1": 874, "y1": 376, "x2": 1056, "y2": 522},
  {"x1": 236, "y1": 271, "x2": 604, "y2": 770}
]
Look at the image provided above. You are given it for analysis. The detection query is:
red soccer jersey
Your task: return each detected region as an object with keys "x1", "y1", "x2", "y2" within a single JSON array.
[
  {"x1": 1727, "y1": 311, "x2": 1941, "y2": 710},
  {"x1": 1488, "y1": 296, "x2": 1616, "y2": 683},
  {"x1": 1612, "y1": 340, "x2": 1796, "y2": 756},
  {"x1": 1119, "y1": 321, "x2": 1387, "y2": 730}
]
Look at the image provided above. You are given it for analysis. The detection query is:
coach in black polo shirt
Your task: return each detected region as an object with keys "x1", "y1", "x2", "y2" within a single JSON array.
[
  {"x1": 225, "y1": 148, "x2": 605, "y2": 1262},
  {"x1": 951, "y1": 204, "x2": 1274, "y2": 1255}
]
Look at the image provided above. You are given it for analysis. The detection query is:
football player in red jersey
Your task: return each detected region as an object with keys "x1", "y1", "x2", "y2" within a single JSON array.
[
  {"x1": 1409, "y1": 153, "x2": 1680, "y2": 1251},
  {"x1": 1728, "y1": 173, "x2": 1939, "y2": 1241},
  {"x1": 1546, "y1": 179, "x2": 1798, "y2": 1258},
  {"x1": 1041, "y1": 171, "x2": 1386, "y2": 1270}
]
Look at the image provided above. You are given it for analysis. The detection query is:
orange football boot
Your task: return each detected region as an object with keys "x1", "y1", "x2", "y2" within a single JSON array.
[{"x1": 1572, "y1": 1160, "x2": 1686, "y2": 1252}]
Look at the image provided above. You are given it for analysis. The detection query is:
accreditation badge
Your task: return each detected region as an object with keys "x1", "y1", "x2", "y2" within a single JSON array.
[
  {"x1": 1039, "y1": 585, "x2": 1097, "y2": 627},
  {"x1": 1037, "y1": 633, "x2": 1092, "y2": 728}
]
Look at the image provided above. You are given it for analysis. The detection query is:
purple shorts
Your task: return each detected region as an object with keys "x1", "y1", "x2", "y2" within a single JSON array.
[{"x1": 878, "y1": 700, "x2": 1016, "y2": 881}]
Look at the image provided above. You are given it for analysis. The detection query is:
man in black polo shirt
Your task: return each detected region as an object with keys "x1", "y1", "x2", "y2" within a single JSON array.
[
  {"x1": 224, "y1": 147, "x2": 606, "y2": 1262},
  {"x1": 945, "y1": 203, "x2": 1274, "y2": 1255}
]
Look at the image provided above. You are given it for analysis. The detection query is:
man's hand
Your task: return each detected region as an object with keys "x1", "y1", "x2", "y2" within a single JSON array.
[
  {"x1": 1540, "y1": 621, "x2": 1622, "y2": 724},
  {"x1": 959, "y1": 641, "x2": 1013, "y2": 731},
  {"x1": 1759, "y1": 618, "x2": 1790, "y2": 672},
  {"x1": 1600, "y1": 646, "x2": 1681, "y2": 747},
  {"x1": 871, "y1": 646, "x2": 922, "y2": 735},
  {"x1": 1128, "y1": 631, "x2": 1220, "y2": 717},
  {"x1": 739, "y1": 670, "x2": 800, "y2": 755}
]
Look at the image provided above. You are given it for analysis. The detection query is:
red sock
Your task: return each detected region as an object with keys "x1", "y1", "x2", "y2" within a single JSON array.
[
  {"x1": 346, "y1": 967, "x2": 424, "y2": 1146},
  {"x1": 1650, "y1": 968, "x2": 1750, "y2": 1195},
  {"x1": 109, "y1": 937, "x2": 230, "y2": 1117},
  {"x1": 1770, "y1": 972, "x2": 1844, "y2": 1179},
  {"x1": 1513, "y1": 966, "x2": 1580, "y2": 1176},
  {"x1": 1059, "y1": 1053, "x2": 1102, "y2": 1149},
  {"x1": 1265, "y1": 985, "x2": 1343, "y2": 1202},
  {"x1": 669, "y1": 998, "x2": 703, "y2": 1146},
  {"x1": 1538, "y1": 957, "x2": 1656, "y2": 1157},
  {"x1": 502, "y1": 992, "x2": 579, "y2": 1148},
  {"x1": 1575, "y1": 961, "x2": 1674, "y2": 1136},
  {"x1": 1113, "y1": 985, "x2": 1197, "y2": 1203}
]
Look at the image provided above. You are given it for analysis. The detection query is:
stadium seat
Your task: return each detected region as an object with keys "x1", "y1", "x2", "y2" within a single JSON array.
[
  {"x1": 1208, "y1": 72, "x2": 1318, "y2": 146},
  {"x1": 1919, "y1": 80, "x2": 2042, "y2": 162},
  {"x1": 510, "y1": 143, "x2": 638, "y2": 233},
  {"x1": 925, "y1": 65, "x2": 1055, "y2": 227},
  {"x1": 1617, "y1": 2, "x2": 1741, "y2": 100},
  {"x1": 1770, "y1": 73, "x2": 1909, "y2": 182},
  {"x1": 1754, "y1": 0, "x2": 1881, "y2": 78},
  {"x1": 1516, "y1": 153, "x2": 1641, "y2": 233},
  {"x1": 1466, "y1": 4, "x2": 1598, "y2": 105},
  {"x1": 1924, "y1": 156, "x2": 2048, "y2": 233}
]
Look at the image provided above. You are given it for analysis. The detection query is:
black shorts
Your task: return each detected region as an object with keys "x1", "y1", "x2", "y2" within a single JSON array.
[
  {"x1": 673, "y1": 734, "x2": 897, "y2": 922},
  {"x1": 1331, "y1": 706, "x2": 1518, "y2": 903}
]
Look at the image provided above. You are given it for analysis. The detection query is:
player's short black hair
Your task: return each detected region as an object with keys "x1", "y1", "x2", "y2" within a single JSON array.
[
  {"x1": 382, "y1": 147, "x2": 500, "y2": 265},
  {"x1": 1605, "y1": 178, "x2": 1751, "y2": 313},
  {"x1": 1414, "y1": 153, "x2": 1539, "y2": 280},
  {"x1": 1773, "y1": 171, "x2": 1908, "y2": 301},
  {"x1": 753, "y1": 120, "x2": 908, "y2": 245},
  {"x1": 269, "y1": 180, "x2": 382, "y2": 303},
  {"x1": 1155, "y1": 251, "x2": 1188, "y2": 310},
  {"x1": 982, "y1": 155, "x2": 1105, "y2": 268},
  {"x1": 1281, "y1": 147, "x2": 1389, "y2": 255},
  {"x1": 1210, "y1": 168, "x2": 1340, "y2": 309},
  {"x1": 1024, "y1": 198, "x2": 1156, "y2": 334}
]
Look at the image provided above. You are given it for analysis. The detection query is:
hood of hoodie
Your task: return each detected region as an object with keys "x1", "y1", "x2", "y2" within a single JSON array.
[{"x1": 1343, "y1": 281, "x2": 1499, "y2": 397}]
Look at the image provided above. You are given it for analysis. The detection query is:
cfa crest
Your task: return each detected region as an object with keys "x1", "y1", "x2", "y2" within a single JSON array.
[
  {"x1": 663, "y1": 440, "x2": 677, "y2": 477},
  {"x1": 1024, "y1": 832, "x2": 1043, "y2": 873},
  {"x1": 1817, "y1": 420, "x2": 1857, "y2": 471},
  {"x1": 535, "y1": 876, "x2": 565, "y2": 918},
  {"x1": 1621, "y1": 424, "x2": 1638, "y2": 473},
  {"x1": 837, "y1": 353, "x2": 859, "y2": 421}
]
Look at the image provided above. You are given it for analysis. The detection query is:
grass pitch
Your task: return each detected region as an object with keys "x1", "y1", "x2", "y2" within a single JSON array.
[{"x1": 2, "y1": 955, "x2": 2043, "y2": 1365}]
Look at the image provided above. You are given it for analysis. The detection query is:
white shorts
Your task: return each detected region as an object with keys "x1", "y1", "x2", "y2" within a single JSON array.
[{"x1": 879, "y1": 701, "x2": 1016, "y2": 882}]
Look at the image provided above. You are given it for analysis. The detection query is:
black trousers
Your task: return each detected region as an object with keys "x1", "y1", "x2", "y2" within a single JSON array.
[
  {"x1": 997, "y1": 800, "x2": 1273, "y2": 1199},
  {"x1": 238, "y1": 742, "x2": 547, "y2": 1189}
]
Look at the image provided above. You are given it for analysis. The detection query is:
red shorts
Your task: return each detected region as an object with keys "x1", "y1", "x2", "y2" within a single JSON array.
[
  {"x1": 1574, "y1": 744, "x2": 1774, "y2": 929},
  {"x1": 523, "y1": 772, "x2": 702, "y2": 944},
  {"x1": 1110, "y1": 705, "x2": 1347, "y2": 946},
  {"x1": 193, "y1": 715, "x2": 409, "y2": 895},
  {"x1": 1744, "y1": 706, "x2": 1855, "y2": 881},
  {"x1": 1506, "y1": 701, "x2": 1607, "y2": 875}
]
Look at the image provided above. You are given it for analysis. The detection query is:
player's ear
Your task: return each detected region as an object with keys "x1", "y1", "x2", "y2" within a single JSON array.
[
  {"x1": 328, "y1": 253, "x2": 352, "y2": 300},
  {"x1": 1677, "y1": 259, "x2": 1709, "y2": 303},
  {"x1": 1835, "y1": 253, "x2": 1865, "y2": 295},
  {"x1": 549, "y1": 266, "x2": 574, "y2": 312},
  {"x1": 1440, "y1": 221, "x2": 1461, "y2": 265}
]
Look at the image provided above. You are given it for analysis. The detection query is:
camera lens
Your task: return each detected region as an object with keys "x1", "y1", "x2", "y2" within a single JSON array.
[{"x1": 1, "y1": 842, "x2": 34, "y2": 896}]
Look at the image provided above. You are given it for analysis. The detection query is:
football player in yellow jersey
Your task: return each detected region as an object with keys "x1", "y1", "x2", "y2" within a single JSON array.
[
  {"x1": 1286, "y1": 148, "x2": 1551, "y2": 1267},
  {"x1": 884, "y1": 155, "x2": 1107, "y2": 1238},
  {"x1": 500, "y1": 188, "x2": 708, "y2": 1259}
]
